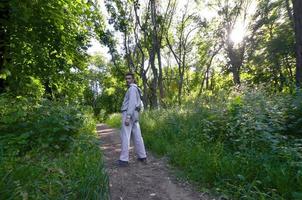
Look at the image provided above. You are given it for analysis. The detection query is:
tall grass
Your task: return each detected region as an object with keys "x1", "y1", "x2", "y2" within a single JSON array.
[
  {"x1": 0, "y1": 95, "x2": 109, "y2": 199},
  {"x1": 105, "y1": 113, "x2": 122, "y2": 129},
  {"x1": 106, "y1": 88, "x2": 302, "y2": 199},
  {"x1": 0, "y1": 134, "x2": 109, "y2": 199}
]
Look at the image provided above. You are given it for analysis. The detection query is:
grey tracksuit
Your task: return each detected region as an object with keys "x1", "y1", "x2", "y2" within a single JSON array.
[{"x1": 120, "y1": 83, "x2": 147, "y2": 161}]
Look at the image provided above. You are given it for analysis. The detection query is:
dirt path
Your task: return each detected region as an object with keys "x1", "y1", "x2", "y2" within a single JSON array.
[{"x1": 97, "y1": 124, "x2": 212, "y2": 200}]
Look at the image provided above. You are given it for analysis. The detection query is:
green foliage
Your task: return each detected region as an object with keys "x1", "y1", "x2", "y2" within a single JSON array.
[
  {"x1": 0, "y1": 96, "x2": 109, "y2": 199},
  {"x1": 0, "y1": 0, "x2": 300, "y2": 199},
  {"x1": 0, "y1": 122, "x2": 109, "y2": 200},
  {"x1": 0, "y1": 95, "x2": 92, "y2": 155},
  {"x1": 84, "y1": 55, "x2": 126, "y2": 121},
  {"x1": 107, "y1": 88, "x2": 302, "y2": 199},
  {"x1": 1, "y1": 0, "x2": 105, "y2": 100},
  {"x1": 286, "y1": 90, "x2": 302, "y2": 135},
  {"x1": 247, "y1": 0, "x2": 295, "y2": 90},
  {"x1": 105, "y1": 113, "x2": 122, "y2": 129},
  {"x1": 19, "y1": 76, "x2": 45, "y2": 99}
]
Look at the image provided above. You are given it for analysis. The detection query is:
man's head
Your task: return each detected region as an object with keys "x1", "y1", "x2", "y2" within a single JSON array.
[{"x1": 125, "y1": 72, "x2": 135, "y2": 86}]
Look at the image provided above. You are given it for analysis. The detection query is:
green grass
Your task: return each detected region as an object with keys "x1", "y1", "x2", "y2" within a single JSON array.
[
  {"x1": 0, "y1": 96, "x2": 109, "y2": 199},
  {"x1": 106, "y1": 89, "x2": 302, "y2": 200},
  {"x1": 105, "y1": 113, "x2": 122, "y2": 129},
  {"x1": 0, "y1": 134, "x2": 109, "y2": 200}
]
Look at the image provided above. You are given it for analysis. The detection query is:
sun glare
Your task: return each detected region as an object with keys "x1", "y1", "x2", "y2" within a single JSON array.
[{"x1": 230, "y1": 26, "x2": 246, "y2": 45}]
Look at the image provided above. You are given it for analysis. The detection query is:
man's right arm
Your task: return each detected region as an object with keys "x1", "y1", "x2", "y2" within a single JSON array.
[{"x1": 126, "y1": 86, "x2": 138, "y2": 119}]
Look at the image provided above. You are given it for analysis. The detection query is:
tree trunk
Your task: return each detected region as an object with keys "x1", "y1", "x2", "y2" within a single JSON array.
[
  {"x1": 292, "y1": 0, "x2": 302, "y2": 87},
  {"x1": 44, "y1": 79, "x2": 54, "y2": 100},
  {"x1": 133, "y1": 1, "x2": 150, "y2": 108},
  {"x1": 198, "y1": 72, "x2": 206, "y2": 95},
  {"x1": 284, "y1": 56, "x2": 294, "y2": 82},
  {"x1": 141, "y1": 70, "x2": 149, "y2": 108},
  {"x1": 149, "y1": 0, "x2": 159, "y2": 108},
  {"x1": 205, "y1": 52, "x2": 217, "y2": 90},
  {"x1": 178, "y1": 66, "x2": 183, "y2": 106},
  {"x1": 156, "y1": 42, "x2": 164, "y2": 102},
  {"x1": 123, "y1": 32, "x2": 135, "y2": 72},
  {"x1": 231, "y1": 66, "x2": 241, "y2": 85},
  {"x1": 151, "y1": 0, "x2": 164, "y2": 102},
  {"x1": 226, "y1": 43, "x2": 245, "y2": 85},
  {"x1": 149, "y1": 47, "x2": 158, "y2": 108}
]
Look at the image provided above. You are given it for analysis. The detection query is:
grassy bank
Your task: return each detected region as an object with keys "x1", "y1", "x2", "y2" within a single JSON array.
[
  {"x1": 0, "y1": 95, "x2": 109, "y2": 199},
  {"x1": 106, "y1": 89, "x2": 302, "y2": 200}
]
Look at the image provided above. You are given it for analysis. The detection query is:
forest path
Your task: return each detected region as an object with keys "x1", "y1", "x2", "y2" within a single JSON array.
[{"x1": 96, "y1": 123, "x2": 212, "y2": 200}]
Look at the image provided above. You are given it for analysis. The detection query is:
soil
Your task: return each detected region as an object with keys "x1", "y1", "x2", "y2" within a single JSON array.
[{"x1": 96, "y1": 123, "x2": 214, "y2": 200}]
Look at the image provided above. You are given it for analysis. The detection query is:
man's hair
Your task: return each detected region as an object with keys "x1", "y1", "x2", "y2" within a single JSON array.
[{"x1": 125, "y1": 72, "x2": 135, "y2": 79}]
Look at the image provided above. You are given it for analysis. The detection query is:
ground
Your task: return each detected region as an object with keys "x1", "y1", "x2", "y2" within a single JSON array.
[{"x1": 97, "y1": 124, "x2": 213, "y2": 200}]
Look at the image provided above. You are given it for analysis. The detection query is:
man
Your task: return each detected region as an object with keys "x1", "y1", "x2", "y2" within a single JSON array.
[{"x1": 118, "y1": 72, "x2": 147, "y2": 167}]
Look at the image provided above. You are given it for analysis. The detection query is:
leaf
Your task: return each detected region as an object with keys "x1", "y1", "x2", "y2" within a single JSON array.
[{"x1": 292, "y1": 192, "x2": 302, "y2": 200}]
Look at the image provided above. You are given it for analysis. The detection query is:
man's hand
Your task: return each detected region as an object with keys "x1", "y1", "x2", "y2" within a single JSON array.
[{"x1": 125, "y1": 116, "x2": 131, "y2": 126}]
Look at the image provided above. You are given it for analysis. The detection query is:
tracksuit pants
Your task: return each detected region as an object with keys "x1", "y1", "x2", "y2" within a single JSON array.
[{"x1": 119, "y1": 111, "x2": 147, "y2": 162}]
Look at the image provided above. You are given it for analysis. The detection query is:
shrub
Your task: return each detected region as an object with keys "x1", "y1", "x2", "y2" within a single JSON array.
[
  {"x1": 0, "y1": 123, "x2": 109, "y2": 200},
  {"x1": 0, "y1": 95, "x2": 109, "y2": 199},
  {"x1": 0, "y1": 95, "x2": 90, "y2": 154},
  {"x1": 105, "y1": 113, "x2": 121, "y2": 129},
  {"x1": 128, "y1": 88, "x2": 302, "y2": 199},
  {"x1": 286, "y1": 90, "x2": 302, "y2": 136}
]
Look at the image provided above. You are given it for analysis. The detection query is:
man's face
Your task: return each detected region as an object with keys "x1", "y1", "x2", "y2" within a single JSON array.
[{"x1": 125, "y1": 75, "x2": 134, "y2": 86}]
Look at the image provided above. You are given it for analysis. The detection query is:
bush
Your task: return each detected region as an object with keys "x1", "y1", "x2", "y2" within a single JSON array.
[
  {"x1": 0, "y1": 94, "x2": 90, "y2": 154},
  {"x1": 286, "y1": 90, "x2": 302, "y2": 136},
  {"x1": 0, "y1": 95, "x2": 109, "y2": 199},
  {"x1": 110, "y1": 88, "x2": 302, "y2": 199},
  {"x1": 105, "y1": 113, "x2": 122, "y2": 129},
  {"x1": 0, "y1": 134, "x2": 109, "y2": 199}
]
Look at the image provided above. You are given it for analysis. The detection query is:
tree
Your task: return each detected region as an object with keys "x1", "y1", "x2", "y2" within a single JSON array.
[
  {"x1": 105, "y1": 0, "x2": 177, "y2": 108},
  {"x1": 211, "y1": 0, "x2": 252, "y2": 85},
  {"x1": 246, "y1": 0, "x2": 295, "y2": 90},
  {"x1": 292, "y1": 0, "x2": 302, "y2": 87},
  {"x1": 1, "y1": 0, "x2": 104, "y2": 100},
  {"x1": 166, "y1": 1, "x2": 200, "y2": 105}
]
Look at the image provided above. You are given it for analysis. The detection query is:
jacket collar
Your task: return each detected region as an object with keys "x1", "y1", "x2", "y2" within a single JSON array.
[{"x1": 128, "y1": 83, "x2": 137, "y2": 87}]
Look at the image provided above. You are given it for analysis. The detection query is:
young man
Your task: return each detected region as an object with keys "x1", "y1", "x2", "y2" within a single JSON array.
[{"x1": 118, "y1": 72, "x2": 147, "y2": 167}]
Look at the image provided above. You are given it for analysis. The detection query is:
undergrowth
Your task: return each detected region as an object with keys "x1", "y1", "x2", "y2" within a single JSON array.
[
  {"x1": 106, "y1": 88, "x2": 302, "y2": 200},
  {"x1": 0, "y1": 94, "x2": 109, "y2": 199}
]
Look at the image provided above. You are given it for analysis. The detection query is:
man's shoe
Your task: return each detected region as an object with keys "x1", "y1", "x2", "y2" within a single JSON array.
[
  {"x1": 137, "y1": 157, "x2": 147, "y2": 164},
  {"x1": 117, "y1": 159, "x2": 129, "y2": 167}
]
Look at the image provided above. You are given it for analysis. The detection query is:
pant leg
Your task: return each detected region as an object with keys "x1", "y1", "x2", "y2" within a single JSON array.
[
  {"x1": 119, "y1": 112, "x2": 133, "y2": 162},
  {"x1": 132, "y1": 121, "x2": 147, "y2": 158}
]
